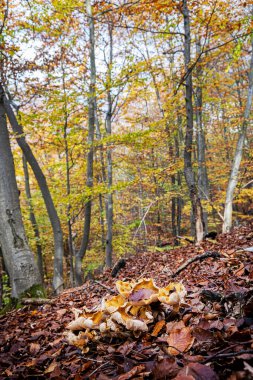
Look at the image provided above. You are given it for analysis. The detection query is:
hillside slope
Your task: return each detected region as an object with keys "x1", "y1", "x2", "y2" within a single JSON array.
[{"x1": 0, "y1": 225, "x2": 253, "y2": 379}]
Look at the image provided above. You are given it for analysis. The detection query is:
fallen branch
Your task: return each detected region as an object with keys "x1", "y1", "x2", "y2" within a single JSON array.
[
  {"x1": 176, "y1": 235, "x2": 195, "y2": 244},
  {"x1": 203, "y1": 349, "x2": 253, "y2": 363},
  {"x1": 21, "y1": 298, "x2": 53, "y2": 305},
  {"x1": 200, "y1": 340, "x2": 253, "y2": 364},
  {"x1": 94, "y1": 280, "x2": 116, "y2": 294},
  {"x1": 172, "y1": 251, "x2": 221, "y2": 278}
]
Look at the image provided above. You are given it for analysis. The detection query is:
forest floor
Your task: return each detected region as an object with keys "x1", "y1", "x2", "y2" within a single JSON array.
[{"x1": 0, "y1": 225, "x2": 253, "y2": 380}]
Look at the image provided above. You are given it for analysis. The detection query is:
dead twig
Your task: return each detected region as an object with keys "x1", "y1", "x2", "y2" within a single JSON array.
[
  {"x1": 93, "y1": 280, "x2": 116, "y2": 294},
  {"x1": 88, "y1": 362, "x2": 110, "y2": 377},
  {"x1": 172, "y1": 251, "x2": 221, "y2": 278},
  {"x1": 203, "y1": 350, "x2": 253, "y2": 363}
]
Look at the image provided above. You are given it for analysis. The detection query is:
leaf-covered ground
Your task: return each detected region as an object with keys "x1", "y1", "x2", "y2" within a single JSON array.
[{"x1": 0, "y1": 225, "x2": 253, "y2": 379}]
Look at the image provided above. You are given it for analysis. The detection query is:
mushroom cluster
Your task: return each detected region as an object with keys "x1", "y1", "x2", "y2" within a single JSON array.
[{"x1": 65, "y1": 278, "x2": 186, "y2": 353}]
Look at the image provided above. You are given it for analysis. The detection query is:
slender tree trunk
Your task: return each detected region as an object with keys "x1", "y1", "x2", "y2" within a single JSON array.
[
  {"x1": 0, "y1": 99, "x2": 42, "y2": 298},
  {"x1": 175, "y1": 124, "x2": 183, "y2": 236},
  {"x1": 75, "y1": 0, "x2": 96, "y2": 285},
  {"x1": 0, "y1": 248, "x2": 3, "y2": 308},
  {"x1": 195, "y1": 39, "x2": 209, "y2": 234},
  {"x1": 64, "y1": 121, "x2": 75, "y2": 286},
  {"x1": 223, "y1": 36, "x2": 253, "y2": 233},
  {"x1": 171, "y1": 174, "x2": 177, "y2": 236},
  {"x1": 22, "y1": 155, "x2": 44, "y2": 282},
  {"x1": 1, "y1": 85, "x2": 64, "y2": 294},
  {"x1": 95, "y1": 109, "x2": 106, "y2": 250},
  {"x1": 60, "y1": 53, "x2": 75, "y2": 286},
  {"x1": 182, "y1": 0, "x2": 204, "y2": 243},
  {"x1": 105, "y1": 22, "x2": 113, "y2": 267}
]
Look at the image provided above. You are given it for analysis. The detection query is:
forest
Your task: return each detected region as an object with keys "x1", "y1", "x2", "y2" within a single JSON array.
[{"x1": 0, "y1": 0, "x2": 253, "y2": 378}]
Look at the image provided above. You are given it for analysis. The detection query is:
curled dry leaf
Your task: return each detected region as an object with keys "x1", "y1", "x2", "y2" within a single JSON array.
[
  {"x1": 118, "y1": 364, "x2": 146, "y2": 380},
  {"x1": 167, "y1": 325, "x2": 194, "y2": 356},
  {"x1": 29, "y1": 343, "x2": 41, "y2": 355}
]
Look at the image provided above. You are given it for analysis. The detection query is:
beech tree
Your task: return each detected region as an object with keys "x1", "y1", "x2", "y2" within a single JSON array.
[
  {"x1": 0, "y1": 92, "x2": 42, "y2": 299},
  {"x1": 223, "y1": 35, "x2": 253, "y2": 233},
  {"x1": 182, "y1": 0, "x2": 204, "y2": 242},
  {"x1": 75, "y1": 0, "x2": 96, "y2": 285},
  {"x1": 2, "y1": 90, "x2": 64, "y2": 294}
]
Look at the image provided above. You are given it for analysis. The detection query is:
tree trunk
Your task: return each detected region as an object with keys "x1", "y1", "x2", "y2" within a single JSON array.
[
  {"x1": 182, "y1": 0, "x2": 204, "y2": 243},
  {"x1": 22, "y1": 155, "x2": 44, "y2": 282},
  {"x1": 95, "y1": 108, "x2": 106, "y2": 250},
  {"x1": 223, "y1": 36, "x2": 253, "y2": 233},
  {"x1": 195, "y1": 39, "x2": 209, "y2": 234},
  {"x1": 105, "y1": 22, "x2": 113, "y2": 268},
  {"x1": 60, "y1": 53, "x2": 75, "y2": 286},
  {"x1": 75, "y1": 0, "x2": 96, "y2": 285},
  {"x1": 1, "y1": 85, "x2": 64, "y2": 294},
  {"x1": 0, "y1": 99, "x2": 42, "y2": 299}
]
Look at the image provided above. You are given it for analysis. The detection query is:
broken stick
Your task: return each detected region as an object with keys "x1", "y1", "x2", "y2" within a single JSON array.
[
  {"x1": 172, "y1": 251, "x2": 221, "y2": 278},
  {"x1": 94, "y1": 280, "x2": 116, "y2": 294}
]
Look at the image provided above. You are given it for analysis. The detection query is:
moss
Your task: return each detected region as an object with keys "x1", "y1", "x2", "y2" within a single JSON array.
[
  {"x1": 0, "y1": 302, "x2": 14, "y2": 315},
  {"x1": 21, "y1": 284, "x2": 46, "y2": 299},
  {"x1": 0, "y1": 284, "x2": 46, "y2": 314}
]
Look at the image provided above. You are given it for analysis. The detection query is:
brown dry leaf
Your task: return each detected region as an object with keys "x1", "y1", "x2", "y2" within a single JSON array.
[
  {"x1": 166, "y1": 320, "x2": 185, "y2": 334},
  {"x1": 56, "y1": 308, "x2": 67, "y2": 318},
  {"x1": 24, "y1": 359, "x2": 37, "y2": 367},
  {"x1": 151, "y1": 320, "x2": 166, "y2": 337},
  {"x1": 204, "y1": 313, "x2": 219, "y2": 320},
  {"x1": 117, "y1": 341, "x2": 136, "y2": 355},
  {"x1": 44, "y1": 360, "x2": 58, "y2": 374},
  {"x1": 167, "y1": 326, "x2": 194, "y2": 356},
  {"x1": 118, "y1": 364, "x2": 146, "y2": 380},
  {"x1": 29, "y1": 343, "x2": 40, "y2": 355},
  {"x1": 4, "y1": 369, "x2": 13, "y2": 377},
  {"x1": 175, "y1": 363, "x2": 218, "y2": 380},
  {"x1": 153, "y1": 357, "x2": 179, "y2": 379}
]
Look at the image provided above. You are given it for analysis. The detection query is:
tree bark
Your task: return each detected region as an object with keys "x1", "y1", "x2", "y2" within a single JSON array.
[
  {"x1": 182, "y1": 0, "x2": 204, "y2": 243},
  {"x1": 0, "y1": 98, "x2": 42, "y2": 299},
  {"x1": 75, "y1": 0, "x2": 96, "y2": 285},
  {"x1": 1, "y1": 85, "x2": 64, "y2": 294},
  {"x1": 105, "y1": 22, "x2": 114, "y2": 268},
  {"x1": 195, "y1": 39, "x2": 209, "y2": 234},
  {"x1": 223, "y1": 36, "x2": 253, "y2": 233},
  {"x1": 22, "y1": 155, "x2": 44, "y2": 282},
  {"x1": 60, "y1": 52, "x2": 75, "y2": 286}
]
